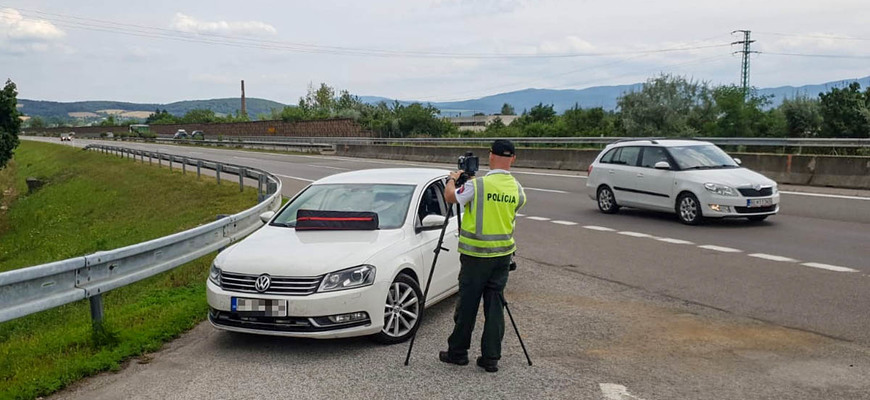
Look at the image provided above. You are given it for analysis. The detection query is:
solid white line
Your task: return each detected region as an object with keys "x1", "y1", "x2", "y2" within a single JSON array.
[
  {"x1": 748, "y1": 253, "x2": 799, "y2": 263},
  {"x1": 780, "y1": 191, "x2": 870, "y2": 201},
  {"x1": 275, "y1": 174, "x2": 315, "y2": 182},
  {"x1": 525, "y1": 187, "x2": 568, "y2": 194},
  {"x1": 655, "y1": 237, "x2": 695, "y2": 245},
  {"x1": 584, "y1": 225, "x2": 615, "y2": 231},
  {"x1": 526, "y1": 216, "x2": 551, "y2": 221},
  {"x1": 600, "y1": 383, "x2": 646, "y2": 400},
  {"x1": 698, "y1": 245, "x2": 742, "y2": 253},
  {"x1": 551, "y1": 220, "x2": 578, "y2": 226},
  {"x1": 306, "y1": 164, "x2": 349, "y2": 170},
  {"x1": 233, "y1": 156, "x2": 260, "y2": 162},
  {"x1": 618, "y1": 231, "x2": 652, "y2": 238},
  {"x1": 801, "y1": 262, "x2": 859, "y2": 273}
]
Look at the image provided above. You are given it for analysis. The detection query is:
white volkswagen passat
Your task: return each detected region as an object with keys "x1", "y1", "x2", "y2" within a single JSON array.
[
  {"x1": 207, "y1": 168, "x2": 460, "y2": 344},
  {"x1": 586, "y1": 139, "x2": 780, "y2": 224}
]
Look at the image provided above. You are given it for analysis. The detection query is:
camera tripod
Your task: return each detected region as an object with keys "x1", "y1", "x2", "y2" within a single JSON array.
[{"x1": 404, "y1": 199, "x2": 532, "y2": 367}]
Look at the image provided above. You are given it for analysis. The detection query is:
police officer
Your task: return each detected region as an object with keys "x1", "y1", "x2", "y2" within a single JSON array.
[{"x1": 439, "y1": 139, "x2": 526, "y2": 373}]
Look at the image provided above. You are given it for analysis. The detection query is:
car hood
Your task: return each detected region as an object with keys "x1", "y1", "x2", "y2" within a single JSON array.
[
  {"x1": 679, "y1": 168, "x2": 776, "y2": 188},
  {"x1": 215, "y1": 226, "x2": 405, "y2": 276}
]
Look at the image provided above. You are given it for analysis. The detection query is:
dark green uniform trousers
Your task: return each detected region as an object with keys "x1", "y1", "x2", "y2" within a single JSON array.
[{"x1": 447, "y1": 253, "x2": 511, "y2": 363}]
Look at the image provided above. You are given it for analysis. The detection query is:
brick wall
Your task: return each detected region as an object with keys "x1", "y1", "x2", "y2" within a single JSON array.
[{"x1": 27, "y1": 118, "x2": 374, "y2": 138}]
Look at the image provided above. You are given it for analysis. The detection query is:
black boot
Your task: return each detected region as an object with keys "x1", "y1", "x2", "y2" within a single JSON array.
[
  {"x1": 476, "y1": 356, "x2": 498, "y2": 373},
  {"x1": 439, "y1": 351, "x2": 469, "y2": 366}
]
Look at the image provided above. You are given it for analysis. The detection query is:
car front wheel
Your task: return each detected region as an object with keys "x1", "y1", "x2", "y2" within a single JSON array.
[
  {"x1": 677, "y1": 193, "x2": 704, "y2": 225},
  {"x1": 371, "y1": 273, "x2": 422, "y2": 344},
  {"x1": 597, "y1": 186, "x2": 620, "y2": 214}
]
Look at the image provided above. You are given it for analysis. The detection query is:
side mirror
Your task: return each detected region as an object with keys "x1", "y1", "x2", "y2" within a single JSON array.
[
  {"x1": 259, "y1": 211, "x2": 276, "y2": 224},
  {"x1": 420, "y1": 214, "x2": 447, "y2": 230},
  {"x1": 654, "y1": 161, "x2": 671, "y2": 170},
  {"x1": 733, "y1": 157, "x2": 742, "y2": 165}
]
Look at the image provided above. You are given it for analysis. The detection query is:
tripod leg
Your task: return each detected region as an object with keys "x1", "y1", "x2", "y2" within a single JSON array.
[{"x1": 501, "y1": 293, "x2": 533, "y2": 366}]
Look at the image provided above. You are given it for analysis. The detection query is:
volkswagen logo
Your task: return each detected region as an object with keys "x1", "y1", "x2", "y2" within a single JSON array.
[{"x1": 254, "y1": 274, "x2": 271, "y2": 293}]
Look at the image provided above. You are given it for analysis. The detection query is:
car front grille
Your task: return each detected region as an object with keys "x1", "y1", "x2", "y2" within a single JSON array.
[
  {"x1": 209, "y1": 309, "x2": 370, "y2": 333},
  {"x1": 738, "y1": 187, "x2": 773, "y2": 197},
  {"x1": 734, "y1": 205, "x2": 777, "y2": 214},
  {"x1": 219, "y1": 271, "x2": 323, "y2": 296}
]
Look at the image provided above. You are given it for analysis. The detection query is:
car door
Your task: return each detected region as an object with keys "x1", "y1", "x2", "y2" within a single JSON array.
[
  {"x1": 635, "y1": 146, "x2": 677, "y2": 210},
  {"x1": 609, "y1": 146, "x2": 642, "y2": 206},
  {"x1": 414, "y1": 179, "x2": 459, "y2": 301}
]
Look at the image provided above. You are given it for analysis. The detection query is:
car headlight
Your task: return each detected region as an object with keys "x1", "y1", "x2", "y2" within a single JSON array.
[
  {"x1": 704, "y1": 183, "x2": 737, "y2": 196},
  {"x1": 771, "y1": 184, "x2": 778, "y2": 194},
  {"x1": 209, "y1": 263, "x2": 221, "y2": 285},
  {"x1": 318, "y1": 265, "x2": 376, "y2": 292}
]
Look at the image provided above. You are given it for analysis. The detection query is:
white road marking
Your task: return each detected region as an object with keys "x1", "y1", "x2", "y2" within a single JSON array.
[
  {"x1": 306, "y1": 164, "x2": 349, "y2": 170},
  {"x1": 526, "y1": 216, "x2": 551, "y2": 221},
  {"x1": 583, "y1": 225, "x2": 616, "y2": 231},
  {"x1": 618, "y1": 231, "x2": 652, "y2": 238},
  {"x1": 525, "y1": 187, "x2": 568, "y2": 194},
  {"x1": 600, "y1": 383, "x2": 647, "y2": 400},
  {"x1": 275, "y1": 174, "x2": 315, "y2": 182},
  {"x1": 780, "y1": 191, "x2": 870, "y2": 201},
  {"x1": 232, "y1": 156, "x2": 260, "y2": 162},
  {"x1": 698, "y1": 245, "x2": 742, "y2": 253},
  {"x1": 551, "y1": 220, "x2": 578, "y2": 226},
  {"x1": 655, "y1": 237, "x2": 695, "y2": 245},
  {"x1": 748, "y1": 253, "x2": 799, "y2": 263},
  {"x1": 801, "y1": 262, "x2": 859, "y2": 273},
  {"x1": 516, "y1": 213, "x2": 526, "y2": 217}
]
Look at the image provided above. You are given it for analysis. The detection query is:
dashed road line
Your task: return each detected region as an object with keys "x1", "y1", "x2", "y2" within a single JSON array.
[
  {"x1": 655, "y1": 237, "x2": 695, "y2": 245},
  {"x1": 698, "y1": 245, "x2": 742, "y2": 253},
  {"x1": 618, "y1": 231, "x2": 652, "y2": 238},
  {"x1": 801, "y1": 262, "x2": 859, "y2": 273},
  {"x1": 275, "y1": 174, "x2": 315, "y2": 182},
  {"x1": 525, "y1": 187, "x2": 569, "y2": 194},
  {"x1": 526, "y1": 216, "x2": 551, "y2": 221},
  {"x1": 551, "y1": 220, "x2": 578, "y2": 226},
  {"x1": 516, "y1": 213, "x2": 526, "y2": 217},
  {"x1": 748, "y1": 253, "x2": 799, "y2": 262},
  {"x1": 600, "y1": 383, "x2": 647, "y2": 400},
  {"x1": 583, "y1": 225, "x2": 616, "y2": 232}
]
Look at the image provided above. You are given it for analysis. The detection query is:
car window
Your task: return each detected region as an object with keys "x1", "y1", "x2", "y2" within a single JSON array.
[
  {"x1": 416, "y1": 181, "x2": 447, "y2": 225},
  {"x1": 667, "y1": 145, "x2": 740, "y2": 170},
  {"x1": 640, "y1": 147, "x2": 669, "y2": 168},
  {"x1": 599, "y1": 148, "x2": 618, "y2": 164},
  {"x1": 613, "y1": 146, "x2": 640, "y2": 166},
  {"x1": 271, "y1": 184, "x2": 415, "y2": 229}
]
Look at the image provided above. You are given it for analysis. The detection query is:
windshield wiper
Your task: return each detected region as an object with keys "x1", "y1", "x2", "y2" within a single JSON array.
[
  {"x1": 683, "y1": 164, "x2": 738, "y2": 170},
  {"x1": 269, "y1": 222, "x2": 295, "y2": 228}
]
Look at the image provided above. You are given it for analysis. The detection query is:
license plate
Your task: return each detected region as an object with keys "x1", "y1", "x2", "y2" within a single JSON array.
[
  {"x1": 746, "y1": 198, "x2": 773, "y2": 208},
  {"x1": 231, "y1": 297, "x2": 287, "y2": 317}
]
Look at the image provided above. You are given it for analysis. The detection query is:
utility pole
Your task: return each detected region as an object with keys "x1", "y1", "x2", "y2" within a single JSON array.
[
  {"x1": 240, "y1": 80, "x2": 247, "y2": 118},
  {"x1": 731, "y1": 30, "x2": 758, "y2": 99}
]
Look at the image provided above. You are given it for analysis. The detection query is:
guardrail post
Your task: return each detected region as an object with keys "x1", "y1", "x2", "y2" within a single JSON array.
[
  {"x1": 216, "y1": 163, "x2": 222, "y2": 185},
  {"x1": 197, "y1": 161, "x2": 202, "y2": 179},
  {"x1": 257, "y1": 174, "x2": 264, "y2": 202},
  {"x1": 183, "y1": 158, "x2": 187, "y2": 175},
  {"x1": 239, "y1": 168, "x2": 245, "y2": 192},
  {"x1": 169, "y1": 156, "x2": 173, "y2": 171},
  {"x1": 149, "y1": 152, "x2": 152, "y2": 165},
  {"x1": 266, "y1": 181, "x2": 277, "y2": 196},
  {"x1": 89, "y1": 294, "x2": 104, "y2": 329},
  {"x1": 158, "y1": 153, "x2": 162, "y2": 167}
]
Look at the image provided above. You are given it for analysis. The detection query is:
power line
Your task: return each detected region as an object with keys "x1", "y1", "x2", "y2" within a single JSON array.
[
  {"x1": 754, "y1": 31, "x2": 870, "y2": 42},
  {"x1": 762, "y1": 52, "x2": 870, "y2": 59}
]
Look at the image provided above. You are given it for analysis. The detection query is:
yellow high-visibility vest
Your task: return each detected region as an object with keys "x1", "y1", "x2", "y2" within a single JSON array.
[{"x1": 458, "y1": 172, "x2": 526, "y2": 258}]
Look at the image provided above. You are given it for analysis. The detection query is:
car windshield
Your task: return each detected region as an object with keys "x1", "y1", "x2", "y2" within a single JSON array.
[
  {"x1": 667, "y1": 145, "x2": 739, "y2": 170},
  {"x1": 271, "y1": 184, "x2": 415, "y2": 229}
]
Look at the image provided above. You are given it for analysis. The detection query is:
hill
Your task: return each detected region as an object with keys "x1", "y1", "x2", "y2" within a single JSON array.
[{"x1": 17, "y1": 98, "x2": 287, "y2": 120}]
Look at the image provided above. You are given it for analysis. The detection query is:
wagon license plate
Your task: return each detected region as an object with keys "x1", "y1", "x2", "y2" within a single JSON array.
[
  {"x1": 231, "y1": 297, "x2": 287, "y2": 317},
  {"x1": 747, "y1": 198, "x2": 773, "y2": 208}
]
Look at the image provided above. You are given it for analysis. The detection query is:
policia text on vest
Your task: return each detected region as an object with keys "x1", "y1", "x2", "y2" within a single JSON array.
[{"x1": 440, "y1": 139, "x2": 526, "y2": 373}]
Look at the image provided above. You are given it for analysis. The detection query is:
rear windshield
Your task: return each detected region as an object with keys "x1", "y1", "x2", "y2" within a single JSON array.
[{"x1": 271, "y1": 184, "x2": 415, "y2": 229}]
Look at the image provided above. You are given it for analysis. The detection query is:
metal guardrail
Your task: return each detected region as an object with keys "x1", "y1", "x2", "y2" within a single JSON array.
[
  {"x1": 151, "y1": 137, "x2": 335, "y2": 151},
  {"x1": 151, "y1": 136, "x2": 870, "y2": 148},
  {"x1": 0, "y1": 144, "x2": 284, "y2": 327}
]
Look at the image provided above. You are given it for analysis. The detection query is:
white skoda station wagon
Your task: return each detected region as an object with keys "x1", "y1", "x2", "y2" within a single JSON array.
[
  {"x1": 587, "y1": 139, "x2": 780, "y2": 224},
  {"x1": 207, "y1": 168, "x2": 461, "y2": 344}
]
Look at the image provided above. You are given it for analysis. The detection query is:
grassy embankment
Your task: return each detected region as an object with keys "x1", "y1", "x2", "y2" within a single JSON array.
[{"x1": 0, "y1": 141, "x2": 258, "y2": 400}]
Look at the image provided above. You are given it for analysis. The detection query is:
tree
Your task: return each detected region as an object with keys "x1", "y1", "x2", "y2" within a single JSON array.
[
  {"x1": 180, "y1": 108, "x2": 217, "y2": 124},
  {"x1": 0, "y1": 79, "x2": 21, "y2": 169},
  {"x1": 146, "y1": 109, "x2": 176, "y2": 124},
  {"x1": 617, "y1": 74, "x2": 714, "y2": 137},
  {"x1": 818, "y1": 82, "x2": 870, "y2": 138},
  {"x1": 711, "y1": 85, "x2": 773, "y2": 137},
  {"x1": 780, "y1": 96, "x2": 822, "y2": 138},
  {"x1": 500, "y1": 103, "x2": 515, "y2": 115},
  {"x1": 27, "y1": 116, "x2": 46, "y2": 129}
]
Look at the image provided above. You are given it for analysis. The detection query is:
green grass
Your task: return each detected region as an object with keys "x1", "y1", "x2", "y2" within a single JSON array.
[{"x1": 0, "y1": 141, "x2": 258, "y2": 400}]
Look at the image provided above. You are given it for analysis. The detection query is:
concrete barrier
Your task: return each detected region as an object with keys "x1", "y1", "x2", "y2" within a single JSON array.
[{"x1": 336, "y1": 145, "x2": 870, "y2": 190}]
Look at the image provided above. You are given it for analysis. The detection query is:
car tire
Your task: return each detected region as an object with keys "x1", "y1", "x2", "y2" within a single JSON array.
[
  {"x1": 371, "y1": 273, "x2": 423, "y2": 345},
  {"x1": 597, "y1": 186, "x2": 620, "y2": 214},
  {"x1": 676, "y1": 193, "x2": 704, "y2": 225},
  {"x1": 747, "y1": 215, "x2": 768, "y2": 222}
]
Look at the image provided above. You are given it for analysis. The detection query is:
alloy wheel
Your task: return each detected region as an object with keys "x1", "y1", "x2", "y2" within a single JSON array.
[
  {"x1": 679, "y1": 196, "x2": 699, "y2": 224},
  {"x1": 382, "y1": 281, "x2": 419, "y2": 338}
]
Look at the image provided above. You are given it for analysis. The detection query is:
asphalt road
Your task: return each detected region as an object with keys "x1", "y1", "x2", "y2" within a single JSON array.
[{"x1": 35, "y1": 138, "x2": 870, "y2": 399}]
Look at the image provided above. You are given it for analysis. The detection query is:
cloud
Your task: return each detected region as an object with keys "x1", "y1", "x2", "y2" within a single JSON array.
[
  {"x1": 537, "y1": 36, "x2": 596, "y2": 54},
  {"x1": 0, "y1": 8, "x2": 66, "y2": 53},
  {"x1": 171, "y1": 13, "x2": 277, "y2": 36}
]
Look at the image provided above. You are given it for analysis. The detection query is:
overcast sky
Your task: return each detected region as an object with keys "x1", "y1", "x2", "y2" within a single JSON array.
[{"x1": 2, "y1": 0, "x2": 868, "y2": 105}]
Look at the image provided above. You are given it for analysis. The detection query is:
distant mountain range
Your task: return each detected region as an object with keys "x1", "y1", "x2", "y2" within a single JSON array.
[{"x1": 19, "y1": 76, "x2": 870, "y2": 120}]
